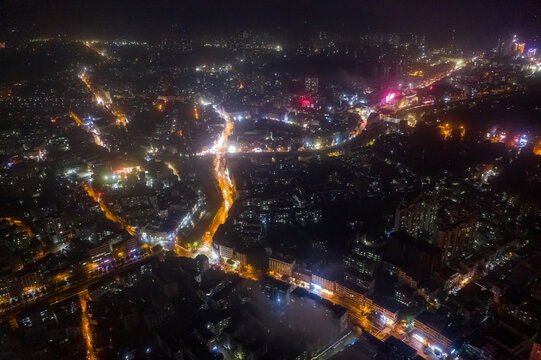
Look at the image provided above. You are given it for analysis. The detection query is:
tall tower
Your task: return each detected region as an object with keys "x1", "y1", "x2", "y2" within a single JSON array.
[{"x1": 305, "y1": 77, "x2": 319, "y2": 94}]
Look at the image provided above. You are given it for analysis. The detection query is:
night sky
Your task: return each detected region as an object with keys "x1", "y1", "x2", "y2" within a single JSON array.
[{"x1": 2, "y1": 0, "x2": 540, "y2": 46}]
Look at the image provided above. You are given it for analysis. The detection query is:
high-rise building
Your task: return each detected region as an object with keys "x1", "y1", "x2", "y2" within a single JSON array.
[
  {"x1": 0, "y1": 275, "x2": 17, "y2": 304},
  {"x1": 261, "y1": 275, "x2": 292, "y2": 304},
  {"x1": 44, "y1": 217, "x2": 70, "y2": 244},
  {"x1": 394, "y1": 195, "x2": 438, "y2": 239},
  {"x1": 219, "y1": 243, "x2": 234, "y2": 258},
  {"x1": 343, "y1": 270, "x2": 375, "y2": 293},
  {"x1": 497, "y1": 34, "x2": 524, "y2": 56},
  {"x1": 343, "y1": 254, "x2": 376, "y2": 276},
  {"x1": 195, "y1": 254, "x2": 210, "y2": 273},
  {"x1": 385, "y1": 231, "x2": 442, "y2": 283},
  {"x1": 305, "y1": 77, "x2": 319, "y2": 94},
  {"x1": 433, "y1": 218, "x2": 476, "y2": 259}
]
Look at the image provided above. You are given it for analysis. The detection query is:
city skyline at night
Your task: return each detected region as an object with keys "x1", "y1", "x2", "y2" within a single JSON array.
[{"x1": 0, "y1": 1, "x2": 541, "y2": 359}]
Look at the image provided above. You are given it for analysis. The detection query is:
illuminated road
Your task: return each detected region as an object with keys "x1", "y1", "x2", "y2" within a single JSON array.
[
  {"x1": 0, "y1": 250, "x2": 161, "y2": 321},
  {"x1": 84, "y1": 183, "x2": 136, "y2": 236},
  {"x1": 225, "y1": 114, "x2": 366, "y2": 155},
  {"x1": 417, "y1": 58, "x2": 467, "y2": 89},
  {"x1": 0, "y1": 217, "x2": 33, "y2": 238},
  {"x1": 394, "y1": 86, "x2": 526, "y2": 119},
  {"x1": 69, "y1": 112, "x2": 108, "y2": 149},
  {"x1": 166, "y1": 162, "x2": 181, "y2": 181},
  {"x1": 79, "y1": 72, "x2": 129, "y2": 129},
  {"x1": 317, "y1": 291, "x2": 444, "y2": 359},
  {"x1": 83, "y1": 41, "x2": 112, "y2": 60},
  {"x1": 391, "y1": 58, "x2": 475, "y2": 118},
  {"x1": 200, "y1": 114, "x2": 236, "y2": 252},
  {"x1": 311, "y1": 330, "x2": 355, "y2": 360},
  {"x1": 174, "y1": 108, "x2": 235, "y2": 257},
  {"x1": 79, "y1": 289, "x2": 97, "y2": 360}
]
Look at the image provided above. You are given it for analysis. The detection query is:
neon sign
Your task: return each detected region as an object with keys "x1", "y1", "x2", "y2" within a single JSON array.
[{"x1": 384, "y1": 92, "x2": 396, "y2": 104}]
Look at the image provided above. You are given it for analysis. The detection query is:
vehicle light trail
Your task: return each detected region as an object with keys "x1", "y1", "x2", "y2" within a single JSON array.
[
  {"x1": 78, "y1": 72, "x2": 129, "y2": 129},
  {"x1": 69, "y1": 112, "x2": 108, "y2": 149},
  {"x1": 79, "y1": 289, "x2": 97, "y2": 360},
  {"x1": 0, "y1": 217, "x2": 33, "y2": 237},
  {"x1": 166, "y1": 162, "x2": 181, "y2": 181},
  {"x1": 83, "y1": 41, "x2": 112, "y2": 60},
  {"x1": 201, "y1": 113, "x2": 235, "y2": 250}
]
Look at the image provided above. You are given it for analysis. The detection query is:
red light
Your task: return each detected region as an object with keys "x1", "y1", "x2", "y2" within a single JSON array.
[{"x1": 301, "y1": 99, "x2": 311, "y2": 107}]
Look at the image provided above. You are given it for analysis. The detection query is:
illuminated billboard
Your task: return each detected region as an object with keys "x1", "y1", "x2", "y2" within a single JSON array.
[{"x1": 384, "y1": 92, "x2": 396, "y2": 104}]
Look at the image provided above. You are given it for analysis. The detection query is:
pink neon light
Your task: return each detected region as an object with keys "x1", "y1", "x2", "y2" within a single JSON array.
[{"x1": 384, "y1": 92, "x2": 396, "y2": 104}]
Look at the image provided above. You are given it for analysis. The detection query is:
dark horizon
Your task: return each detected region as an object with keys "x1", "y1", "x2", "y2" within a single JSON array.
[{"x1": 2, "y1": 0, "x2": 540, "y2": 47}]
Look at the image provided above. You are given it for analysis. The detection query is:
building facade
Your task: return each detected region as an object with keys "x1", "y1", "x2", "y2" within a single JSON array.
[{"x1": 268, "y1": 256, "x2": 295, "y2": 276}]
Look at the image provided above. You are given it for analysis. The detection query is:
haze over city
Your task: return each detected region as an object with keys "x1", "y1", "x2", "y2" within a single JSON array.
[{"x1": 0, "y1": 1, "x2": 541, "y2": 359}]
